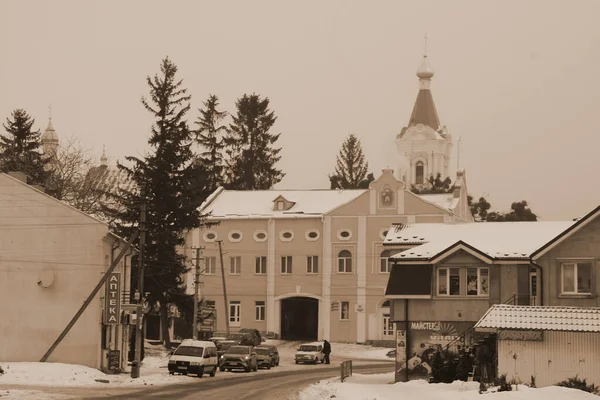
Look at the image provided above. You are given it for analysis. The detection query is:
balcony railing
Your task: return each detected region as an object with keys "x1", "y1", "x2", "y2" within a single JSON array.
[{"x1": 503, "y1": 294, "x2": 536, "y2": 306}]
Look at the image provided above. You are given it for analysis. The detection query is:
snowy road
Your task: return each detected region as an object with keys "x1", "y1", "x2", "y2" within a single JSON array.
[{"x1": 86, "y1": 362, "x2": 393, "y2": 400}]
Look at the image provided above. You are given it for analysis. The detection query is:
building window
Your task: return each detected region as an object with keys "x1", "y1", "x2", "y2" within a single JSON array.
[
  {"x1": 228, "y1": 230, "x2": 243, "y2": 243},
  {"x1": 380, "y1": 250, "x2": 392, "y2": 273},
  {"x1": 561, "y1": 262, "x2": 592, "y2": 294},
  {"x1": 253, "y1": 230, "x2": 267, "y2": 242},
  {"x1": 337, "y1": 229, "x2": 352, "y2": 241},
  {"x1": 466, "y1": 267, "x2": 489, "y2": 296},
  {"x1": 204, "y1": 256, "x2": 216, "y2": 275},
  {"x1": 230, "y1": 256, "x2": 241, "y2": 275},
  {"x1": 383, "y1": 314, "x2": 394, "y2": 336},
  {"x1": 205, "y1": 300, "x2": 216, "y2": 308},
  {"x1": 281, "y1": 256, "x2": 292, "y2": 274},
  {"x1": 305, "y1": 230, "x2": 320, "y2": 241},
  {"x1": 337, "y1": 250, "x2": 352, "y2": 273},
  {"x1": 255, "y1": 301, "x2": 265, "y2": 321},
  {"x1": 415, "y1": 161, "x2": 424, "y2": 184},
  {"x1": 279, "y1": 230, "x2": 294, "y2": 242},
  {"x1": 203, "y1": 230, "x2": 218, "y2": 242},
  {"x1": 340, "y1": 301, "x2": 350, "y2": 320},
  {"x1": 276, "y1": 201, "x2": 284, "y2": 211},
  {"x1": 229, "y1": 301, "x2": 241, "y2": 327},
  {"x1": 438, "y1": 267, "x2": 460, "y2": 296},
  {"x1": 307, "y1": 256, "x2": 319, "y2": 274},
  {"x1": 255, "y1": 256, "x2": 267, "y2": 275},
  {"x1": 379, "y1": 228, "x2": 389, "y2": 240}
]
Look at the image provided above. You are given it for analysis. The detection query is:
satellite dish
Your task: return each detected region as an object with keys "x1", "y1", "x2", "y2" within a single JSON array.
[{"x1": 37, "y1": 270, "x2": 55, "y2": 288}]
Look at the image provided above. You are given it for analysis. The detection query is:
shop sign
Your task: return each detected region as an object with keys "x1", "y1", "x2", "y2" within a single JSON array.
[
  {"x1": 103, "y1": 272, "x2": 121, "y2": 325},
  {"x1": 498, "y1": 329, "x2": 543, "y2": 341}
]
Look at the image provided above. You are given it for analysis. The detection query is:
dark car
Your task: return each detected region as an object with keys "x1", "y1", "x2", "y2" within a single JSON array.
[
  {"x1": 255, "y1": 344, "x2": 279, "y2": 367},
  {"x1": 238, "y1": 328, "x2": 262, "y2": 346},
  {"x1": 219, "y1": 345, "x2": 258, "y2": 372},
  {"x1": 226, "y1": 332, "x2": 254, "y2": 346}
]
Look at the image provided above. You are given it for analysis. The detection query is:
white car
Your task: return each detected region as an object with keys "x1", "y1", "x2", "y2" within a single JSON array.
[
  {"x1": 168, "y1": 339, "x2": 219, "y2": 377},
  {"x1": 295, "y1": 342, "x2": 325, "y2": 364}
]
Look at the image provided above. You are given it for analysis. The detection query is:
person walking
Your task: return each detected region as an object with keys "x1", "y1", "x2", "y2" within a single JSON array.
[{"x1": 323, "y1": 340, "x2": 332, "y2": 364}]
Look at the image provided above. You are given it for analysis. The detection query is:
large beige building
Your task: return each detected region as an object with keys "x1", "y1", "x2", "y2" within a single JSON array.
[{"x1": 185, "y1": 55, "x2": 473, "y2": 343}]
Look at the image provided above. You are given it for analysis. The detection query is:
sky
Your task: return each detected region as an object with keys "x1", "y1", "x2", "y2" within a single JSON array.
[{"x1": 1, "y1": 0, "x2": 599, "y2": 220}]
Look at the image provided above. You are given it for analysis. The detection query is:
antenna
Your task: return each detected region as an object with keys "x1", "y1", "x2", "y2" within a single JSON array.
[
  {"x1": 457, "y1": 136, "x2": 462, "y2": 171},
  {"x1": 424, "y1": 33, "x2": 428, "y2": 57}
]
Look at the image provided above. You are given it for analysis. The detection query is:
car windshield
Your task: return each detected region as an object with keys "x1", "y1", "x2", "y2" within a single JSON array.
[
  {"x1": 174, "y1": 346, "x2": 203, "y2": 357},
  {"x1": 299, "y1": 345, "x2": 318, "y2": 352},
  {"x1": 227, "y1": 346, "x2": 250, "y2": 354},
  {"x1": 256, "y1": 348, "x2": 269, "y2": 355},
  {"x1": 228, "y1": 333, "x2": 244, "y2": 340}
]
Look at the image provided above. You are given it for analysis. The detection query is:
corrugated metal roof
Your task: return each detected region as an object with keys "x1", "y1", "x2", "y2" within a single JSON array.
[
  {"x1": 475, "y1": 304, "x2": 600, "y2": 332},
  {"x1": 386, "y1": 221, "x2": 574, "y2": 260}
]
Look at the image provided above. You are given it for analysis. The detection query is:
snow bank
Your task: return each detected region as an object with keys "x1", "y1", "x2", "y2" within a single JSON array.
[{"x1": 298, "y1": 373, "x2": 599, "y2": 400}]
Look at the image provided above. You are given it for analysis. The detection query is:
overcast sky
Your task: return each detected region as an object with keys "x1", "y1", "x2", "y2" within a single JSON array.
[{"x1": 1, "y1": 0, "x2": 599, "y2": 220}]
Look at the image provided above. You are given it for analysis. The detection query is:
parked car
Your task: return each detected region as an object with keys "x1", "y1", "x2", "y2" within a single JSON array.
[
  {"x1": 238, "y1": 328, "x2": 263, "y2": 346},
  {"x1": 295, "y1": 342, "x2": 325, "y2": 364},
  {"x1": 226, "y1": 331, "x2": 254, "y2": 346},
  {"x1": 167, "y1": 339, "x2": 219, "y2": 377},
  {"x1": 255, "y1": 344, "x2": 279, "y2": 367},
  {"x1": 219, "y1": 345, "x2": 258, "y2": 372}
]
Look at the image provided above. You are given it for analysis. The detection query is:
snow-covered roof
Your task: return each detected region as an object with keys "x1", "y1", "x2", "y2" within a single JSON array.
[
  {"x1": 386, "y1": 221, "x2": 575, "y2": 261},
  {"x1": 475, "y1": 304, "x2": 600, "y2": 332},
  {"x1": 418, "y1": 193, "x2": 459, "y2": 212},
  {"x1": 199, "y1": 187, "x2": 367, "y2": 219}
]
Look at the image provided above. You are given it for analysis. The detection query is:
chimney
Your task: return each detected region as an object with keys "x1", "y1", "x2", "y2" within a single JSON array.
[{"x1": 7, "y1": 171, "x2": 28, "y2": 183}]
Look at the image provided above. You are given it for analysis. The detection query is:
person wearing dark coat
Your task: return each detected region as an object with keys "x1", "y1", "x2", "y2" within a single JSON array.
[{"x1": 323, "y1": 340, "x2": 332, "y2": 364}]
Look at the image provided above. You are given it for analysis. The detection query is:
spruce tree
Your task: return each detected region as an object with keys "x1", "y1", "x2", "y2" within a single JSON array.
[
  {"x1": 329, "y1": 134, "x2": 369, "y2": 189},
  {"x1": 0, "y1": 109, "x2": 48, "y2": 184},
  {"x1": 109, "y1": 57, "x2": 208, "y2": 346},
  {"x1": 194, "y1": 94, "x2": 228, "y2": 192},
  {"x1": 224, "y1": 93, "x2": 284, "y2": 190}
]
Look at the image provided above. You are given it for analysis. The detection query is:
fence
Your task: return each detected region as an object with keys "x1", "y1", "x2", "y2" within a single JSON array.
[{"x1": 340, "y1": 360, "x2": 353, "y2": 382}]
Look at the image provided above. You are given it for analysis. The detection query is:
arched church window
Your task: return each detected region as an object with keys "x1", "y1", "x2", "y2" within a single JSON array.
[{"x1": 415, "y1": 161, "x2": 424, "y2": 184}]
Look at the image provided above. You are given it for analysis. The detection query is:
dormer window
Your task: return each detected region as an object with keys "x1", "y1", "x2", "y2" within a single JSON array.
[{"x1": 272, "y1": 195, "x2": 295, "y2": 212}]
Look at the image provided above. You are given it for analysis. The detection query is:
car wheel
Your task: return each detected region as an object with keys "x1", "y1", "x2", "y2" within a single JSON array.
[
  {"x1": 276, "y1": 360, "x2": 279, "y2": 366},
  {"x1": 169, "y1": 371, "x2": 174, "y2": 375},
  {"x1": 210, "y1": 367, "x2": 217, "y2": 377},
  {"x1": 197, "y1": 367, "x2": 204, "y2": 378},
  {"x1": 295, "y1": 360, "x2": 299, "y2": 364},
  {"x1": 219, "y1": 367, "x2": 225, "y2": 372},
  {"x1": 267, "y1": 364, "x2": 271, "y2": 370},
  {"x1": 245, "y1": 366, "x2": 251, "y2": 372},
  {"x1": 314, "y1": 358, "x2": 319, "y2": 364}
]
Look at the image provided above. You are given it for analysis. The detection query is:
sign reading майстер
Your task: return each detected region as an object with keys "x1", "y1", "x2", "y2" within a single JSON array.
[{"x1": 104, "y1": 272, "x2": 121, "y2": 325}]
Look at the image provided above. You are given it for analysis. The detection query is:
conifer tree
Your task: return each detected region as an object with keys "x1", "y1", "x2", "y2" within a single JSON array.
[
  {"x1": 109, "y1": 57, "x2": 209, "y2": 346},
  {"x1": 224, "y1": 93, "x2": 284, "y2": 190},
  {"x1": 0, "y1": 109, "x2": 48, "y2": 184},
  {"x1": 194, "y1": 94, "x2": 228, "y2": 192},
  {"x1": 329, "y1": 134, "x2": 369, "y2": 189}
]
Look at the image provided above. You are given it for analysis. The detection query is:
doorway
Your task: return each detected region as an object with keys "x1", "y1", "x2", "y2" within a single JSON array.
[
  {"x1": 280, "y1": 297, "x2": 318, "y2": 341},
  {"x1": 529, "y1": 268, "x2": 540, "y2": 306}
]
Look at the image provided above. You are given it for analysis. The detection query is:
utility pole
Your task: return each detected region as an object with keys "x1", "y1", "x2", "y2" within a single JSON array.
[
  {"x1": 192, "y1": 246, "x2": 204, "y2": 340},
  {"x1": 217, "y1": 240, "x2": 230, "y2": 336},
  {"x1": 131, "y1": 190, "x2": 146, "y2": 379}
]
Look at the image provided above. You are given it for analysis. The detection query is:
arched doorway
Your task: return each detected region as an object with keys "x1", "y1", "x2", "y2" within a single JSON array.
[{"x1": 280, "y1": 297, "x2": 318, "y2": 341}]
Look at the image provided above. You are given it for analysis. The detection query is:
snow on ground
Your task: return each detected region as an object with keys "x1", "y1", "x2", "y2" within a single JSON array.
[
  {"x1": 0, "y1": 339, "x2": 392, "y2": 389},
  {"x1": 298, "y1": 372, "x2": 599, "y2": 400},
  {"x1": 0, "y1": 389, "x2": 74, "y2": 400}
]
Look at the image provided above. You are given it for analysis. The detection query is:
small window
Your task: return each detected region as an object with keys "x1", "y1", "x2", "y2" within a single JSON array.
[
  {"x1": 229, "y1": 301, "x2": 241, "y2": 327},
  {"x1": 280, "y1": 230, "x2": 294, "y2": 242},
  {"x1": 415, "y1": 161, "x2": 424, "y2": 184},
  {"x1": 228, "y1": 230, "x2": 243, "y2": 243},
  {"x1": 205, "y1": 300, "x2": 216, "y2": 308},
  {"x1": 337, "y1": 229, "x2": 352, "y2": 241},
  {"x1": 255, "y1": 256, "x2": 267, "y2": 275},
  {"x1": 561, "y1": 262, "x2": 592, "y2": 294},
  {"x1": 230, "y1": 256, "x2": 242, "y2": 275},
  {"x1": 255, "y1": 301, "x2": 265, "y2": 321},
  {"x1": 466, "y1": 267, "x2": 490, "y2": 296},
  {"x1": 438, "y1": 267, "x2": 460, "y2": 296},
  {"x1": 337, "y1": 250, "x2": 352, "y2": 273},
  {"x1": 204, "y1": 256, "x2": 217, "y2": 275},
  {"x1": 380, "y1": 250, "x2": 392, "y2": 273},
  {"x1": 340, "y1": 301, "x2": 350, "y2": 320},
  {"x1": 307, "y1": 256, "x2": 319, "y2": 274},
  {"x1": 281, "y1": 256, "x2": 292, "y2": 274},
  {"x1": 254, "y1": 231, "x2": 268, "y2": 242},
  {"x1": 305, "y1": 230, "x2": 320, "y2": 241},
  {"x1": 276, "y1": 201, "x2": 285, "y2": 211},
  {"x1": 379, "y1": 228, "x2": 389, "y2": 241},
  {"x1": 203, "y1": 230, "x2": 218, "y2": 242}
]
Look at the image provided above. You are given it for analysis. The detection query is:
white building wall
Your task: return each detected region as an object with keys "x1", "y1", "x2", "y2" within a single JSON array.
[{"x1": 498, "y1": 331, "x2": 600, "y2": 387}]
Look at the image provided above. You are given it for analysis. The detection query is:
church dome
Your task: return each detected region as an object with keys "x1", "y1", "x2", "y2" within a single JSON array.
[
  {"x1": 41, "y1": 120, "x2": 59, "y2": 143},
  {"x1": 416, "y1": 56, "x2": 434, "y2": 80}
]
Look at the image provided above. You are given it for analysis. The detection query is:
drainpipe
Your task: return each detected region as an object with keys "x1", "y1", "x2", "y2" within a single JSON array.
[{"x1": 531, "y1": 261, "x2": 544, "y2": 306}]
